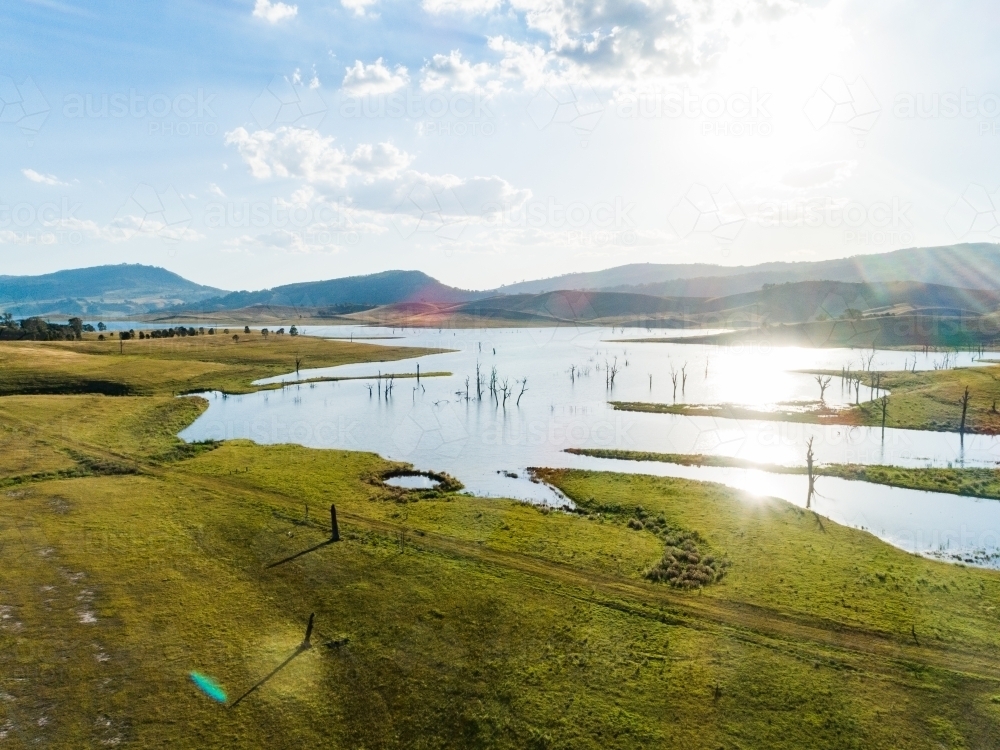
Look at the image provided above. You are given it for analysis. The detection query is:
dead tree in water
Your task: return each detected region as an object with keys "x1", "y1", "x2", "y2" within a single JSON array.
[
  {"x1": 960, "y1": 386, "x2": 971, "y2": 438},
  {"x1": 500, "y1": 378, "x2": 511, "y2": 408},
  {"x1": 870, "y1": 371, "x2": 882, "y2": 398},
  {"x1": 517, "y1": 377, "x2": 528, "y2": 406},
  {"x1": 670, "y1": 364, "x2": 679, "y2": 402},
  {"x1": 681, "y1": 363, "x2": 688, "y2": 394},
  {"x1": 476, "y1": 361, "x2": 483, "y2": 400},
  {"x1": 806, "y1": 437, "x2": 816, "y2": 509},
  {"x1": 815, "y1": 375, "x2": 831, "y2": 403},
  {"x1": 853, "y1": 375, "x2": 862, "y2": 405},
  {"x1": 880, "y1": 394, "x2": 889, "y2": 438}
]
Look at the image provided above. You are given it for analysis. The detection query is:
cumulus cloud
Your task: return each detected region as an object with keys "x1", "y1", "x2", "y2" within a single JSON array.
[
  {"x1": 341, "y1": 0, "x2": 378, "y2": 16},
  {"x1": 225, "y1": 126, "x2": 413, "y2": 187},
  {"x1": 421, "y1": 50, "x2": 499, "y2": 93},
  {"x1": 342, "y1": 59, "x2": 410, "y2": 95},
  {"x1": 22, "y1": 168, "x2": 67, "y2": 186},
  {"x1": 445, "y1": 0, "x2": 827, "y2": 90},
  {"x1": 253, "y1": 0, "x2": 298, "y2": 23}
]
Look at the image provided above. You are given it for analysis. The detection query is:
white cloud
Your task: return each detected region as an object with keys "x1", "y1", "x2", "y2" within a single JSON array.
[
  {"x1": 341, "y1": 0, "x2": 378, "y2": 17},
  {"x1": 22, "y1": 168, "x2": 67, "y2": 186},
  {"x1": 208, "y1": 183, "x2": 226, "y2": 197},
  {"x1": 225, "y1": 126, "x2": 413, "y2": 187},
  {"x1": 422, "y1": 0, "x2": 502, "y2": 13},
  {"x1": 464, "y1": 0, "x2": 829, "y2": 90},
  {"x1": 421, "y1": 50, "x2": 499, "y2": 93},
  {"x1": 253, "y1": 0, "x2": 298, "y2": 24},
  {"x1": 781, "y1": 161, "x2": 856, "y2": 190},
  {"x1": 342, "y1": 59, "x2": 410, "y2": 96}
]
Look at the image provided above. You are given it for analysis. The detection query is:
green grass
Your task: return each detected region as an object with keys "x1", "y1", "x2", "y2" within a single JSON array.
[
  {"x1": 568, "y1": 448, "x2": 1000, "y2": 501},
  {"x1": 4, "y1": 340, "x2": 1000, "y2": 746},
  {"x1": 0, "y1": 332, "x2": 448, "y2": 396},
  {"x1": 613, "y1": 362, "x2": 1000, "y2": 435},
  {"x1": 610, "y1": 400, "x2": 841, "y2": 424}
]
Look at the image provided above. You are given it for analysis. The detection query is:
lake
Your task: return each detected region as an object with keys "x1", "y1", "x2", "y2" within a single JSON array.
[{"x1": 179, "y1": 325, "x2": 1000, "y2": 566}]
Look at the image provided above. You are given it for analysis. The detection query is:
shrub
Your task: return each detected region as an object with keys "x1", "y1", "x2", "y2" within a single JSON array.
[{"x1": 645, "y1": 529, "x2": 729, "y2": 589}]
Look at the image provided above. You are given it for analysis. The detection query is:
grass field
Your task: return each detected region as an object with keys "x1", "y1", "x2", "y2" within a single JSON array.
[
  {"x1": 3, "y1": 338, "x2": 1000, "y2": 747},
  {"x1": 0, "y1": 331, "x2": 447, "y2": 396},
  {"x1": 613, "y1": 361, "x2": 1000, "y2": 435},
  {"x1": 567, "y1": 448, "x2": 1000, "y2": 501}
]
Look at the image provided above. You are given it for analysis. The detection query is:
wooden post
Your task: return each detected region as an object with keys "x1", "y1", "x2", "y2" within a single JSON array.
[
  {"x1": 806, "y1": 437, "x2": 815, "y2": 509},
  {"x1": 960, "y1": 386, "x2": 971, "y2": 438},
  {"x1": 303, "y1": 613, "x2": 314, "y2": 648},
  {"x1": 330, "y1": 504, "x2": 340, "y2": 542}
]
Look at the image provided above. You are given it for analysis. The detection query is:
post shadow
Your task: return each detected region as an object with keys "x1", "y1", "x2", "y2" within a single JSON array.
[
  {"x1": 230, "y1": 614, "x2": 315, "y2": 708},
  {"x1": 266, "y1": 505, "x2": 341, "y2": 569}
]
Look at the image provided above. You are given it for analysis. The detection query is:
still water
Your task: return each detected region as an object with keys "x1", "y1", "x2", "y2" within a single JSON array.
[{"x1": 180, "y1": 325, "x2": 1000, "y2": 565}]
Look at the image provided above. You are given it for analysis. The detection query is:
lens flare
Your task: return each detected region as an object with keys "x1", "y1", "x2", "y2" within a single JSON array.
[{"x1": 189, "y1": 671, "x2": 227, "y2": 703}]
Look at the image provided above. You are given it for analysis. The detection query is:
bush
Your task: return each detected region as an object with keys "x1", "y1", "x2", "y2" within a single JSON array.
[{"x1": 645, "y1": 529, "x2": 729, "y2": 589}]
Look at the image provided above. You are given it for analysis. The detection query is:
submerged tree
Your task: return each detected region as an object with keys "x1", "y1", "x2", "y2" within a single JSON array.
[{"x1": 815, "y1": 374, "x2": 832, "y2": 403}]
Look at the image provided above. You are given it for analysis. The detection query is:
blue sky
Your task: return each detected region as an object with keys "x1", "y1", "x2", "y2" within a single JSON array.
[{"x1": 2, "y1": 0, "x2": 1000, "y2": 291}]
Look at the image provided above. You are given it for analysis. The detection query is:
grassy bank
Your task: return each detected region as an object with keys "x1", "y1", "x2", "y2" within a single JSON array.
[
  {"x1": 567, "y1": 448, "x2": 1000, "y2": 501},
  {"x1": 4, "y1": 340, "x2": 1000, "y2": 746},
  {"x1": 613, "y1": 361, "x2": 1000, "y2": 435},
  {"x1": 0, "y1": 331, "x2": 448, "y2": 396}
]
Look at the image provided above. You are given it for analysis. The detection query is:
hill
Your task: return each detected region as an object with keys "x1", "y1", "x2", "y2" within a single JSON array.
[
  {"x1": 496, "y1": 243, "x2": 1000, "y2": 296},
  {"x1": 349, "y1": 281, "x2": 1000, "y2": 331},
  {"x1": 0, "y1": 264, "x2": 224, "y2": 318},
  {"x1": 186, "y1": 270, "x2": 481, "y2": 312}
]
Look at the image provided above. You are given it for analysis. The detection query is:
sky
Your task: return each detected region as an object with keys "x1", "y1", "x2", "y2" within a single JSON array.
[{"x1": 1, "y1": 0, "x2": 999, "y2": 292}]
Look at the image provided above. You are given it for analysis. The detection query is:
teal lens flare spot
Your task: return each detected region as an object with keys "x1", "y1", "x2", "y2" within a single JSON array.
[{"x1": 190, "y1": 671, "x2": 227, "y2": 703}]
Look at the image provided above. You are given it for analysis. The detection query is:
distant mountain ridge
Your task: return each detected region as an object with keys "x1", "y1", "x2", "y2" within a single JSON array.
[
  {"x1": 4, "y1": 243, "x2": 1000, "y2": 319},
  {"x1": 0, "y1": 264, "x2": 224, "y2": 318},
  {"x1": 350, "y1": 280, "x2": 1000, "y2": 327},
  {"x1": 188, "y1": 270, "x2": 480, "y2": 311},
  {"x1": 497, "y1": 243, "x2": 1000, "y2": 296}
]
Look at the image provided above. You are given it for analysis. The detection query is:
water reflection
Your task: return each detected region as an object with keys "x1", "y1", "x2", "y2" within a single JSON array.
[{"x1": 181, "y1": 325, "x2": 1000, "y2": 564}]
